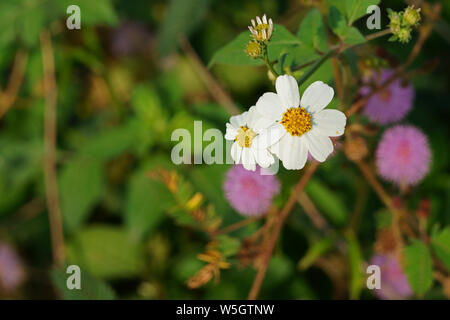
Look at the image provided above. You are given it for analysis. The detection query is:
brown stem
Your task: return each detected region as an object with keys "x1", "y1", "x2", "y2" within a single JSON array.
[
  {"x1": 297, "y1": 193, "x2": 330, "y2": 232},
  {"x1": 355, "y1": 160, "x2": 404, "y2": 259},
  {"x1": 331, "y1": 57, "x2": 344, "y2": 102},
  {"x1": 0, "y1": 50, "x2": 28, "y2": 119},
  {"x1": 40, "y1": 30, "x2": 66, "y2": 267},
  {"x1": 248, "y1": 162, "x2": 319, "y2": 300},
  {"x1": 178, "y1": 37, "x2": 241, "y2": 115}
]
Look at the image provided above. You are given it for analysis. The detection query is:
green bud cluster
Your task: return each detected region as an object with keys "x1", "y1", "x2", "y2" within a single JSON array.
[{"x1": 387, "y1": 6, "x2": 421, "y2": 44}]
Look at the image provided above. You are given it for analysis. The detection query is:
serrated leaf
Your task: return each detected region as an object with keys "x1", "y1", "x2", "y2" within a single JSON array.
[
  {"x1": 67, "y1": 225, "x2": 144, "y2": 280},
  {"x1": 297, "y1": 8, "x2": 328, "y2": 52},
  {"x1": 59, "y1": 157, "x2": 104, "y2": 232},
  {"x1": 329, "y1": 7, "x2": 365, "y2": 45},
  {"x1": 431, "y1": 227, "x2": 450, "y2": 271},
  {"x1": 404, "y1": 240, "x2": 433, "y2": 296},
  {"x1": 51, "y1": 268, "x2": 116, "y2": 300}
]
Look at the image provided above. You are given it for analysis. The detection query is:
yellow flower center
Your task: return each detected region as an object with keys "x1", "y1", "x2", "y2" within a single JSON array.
[
  {"x1": 254, "y1": 23, "x2": 269, "y2": 40},
  {"x1": 281, "y1": 107, "x2": 312, "y2": 136},
  {"x1": 235, "y1": 126, "x2": 256, "y2": 148}
]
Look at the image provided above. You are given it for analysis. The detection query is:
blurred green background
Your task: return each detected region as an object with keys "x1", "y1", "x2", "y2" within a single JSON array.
[{"x1": 0, "y1": 0, "x2": 449, "y2": 300}]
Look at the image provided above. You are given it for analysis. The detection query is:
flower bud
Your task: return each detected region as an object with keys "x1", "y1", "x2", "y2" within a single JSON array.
[
  {"x1": 245, "y1": 41, "x2": 262, "y2": 58},
  {"x1": 403, "y1": 6, "x2": 421, "y2": 27}
]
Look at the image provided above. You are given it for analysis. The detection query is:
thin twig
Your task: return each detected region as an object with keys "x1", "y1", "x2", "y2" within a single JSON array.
[
  {"x1": 331, "y1": 57, "x2": 344, "y2": 102},
  {"x1": 179, "y1": 37, "x2": 241, "y2": 115},
  {"x1": 0, "y1": 50, "x2": 28, "y2": 119},
  {"x1": 40, "y1": 30, "x2": 65, "y2": 267},
  {"x1": 214, "y1": 216, "x2": 262, "y2": 236},
  {"x1": 297, "y1": 193, "x2": 330, "y2": 232},
  {"x1": 355, "y1": 160, "x2": 404, "y2": 260},
  {"x1": 248, "y1": 161, "x2": 320, "y2": 300}
]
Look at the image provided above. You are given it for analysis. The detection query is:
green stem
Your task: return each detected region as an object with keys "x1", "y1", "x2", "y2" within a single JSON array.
[
  {"x1": 297, "y1": 49, "x2": 336, "y2": 85},
  {"x1": 262, "y1": 45, "x2": 278, "y2": 77}
]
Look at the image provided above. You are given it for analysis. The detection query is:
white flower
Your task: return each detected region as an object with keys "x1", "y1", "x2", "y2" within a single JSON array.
[
  {"x1": 225, "y1": 106, "x2": 277, "y2": 171},
  {"x1": 255, "y1": 75, "x2": 347, "y2": 170},
  {"x1": 248, "y1": 14, "x2": 273, "y2": 42}
]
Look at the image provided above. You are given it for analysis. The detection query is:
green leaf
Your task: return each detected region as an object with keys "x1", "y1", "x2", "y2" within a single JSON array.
[
  {"x1": 125, "y1": 162, "x2": 175, "y2": 240},
  {"x1": 346, "y1": 231, "x2": 363, "y2": 299},
  {"x1": 208, "y1": 32, "x2": 263, "y2": 67},
  {"x1": 328, "y1": 6, "x2": 350, "y2": 38},
  {"x1": 298, "y1": 235, "x2": 336, "y2": 270},
  {"x1": 404, "y1": 240, "x2": 433, "y2": 296},
  {"x1": 159, "y1": 0, "x2": 210, "y2": 55},
  {"x1": 345, "y1": 0, "x2": 380, "y2": 26},
  {"x1": 305, "y1": 178, "x2": 348, "y2": 225},
  {"x1": 267, "y1": 24, "x2": 302, "y2": 60},
  {"x1": 217, "y1": 235, "x2": 240, "y2": 258},
  {"x1": 326, "y1": 0, "x2": 380, "y2": 26},
  {"x1": 67, "y1": 225, "x2": 145, "y2": 280},
  {"x1": 328, "y1": 7, "x2": 365, "y2": 45},
  {"x1": 209, "y1": 24, "x2": 300, "y2": 67},
  {"x1": 59, "y1": 157, "x2": 104, "y2": 232},
  {"x1": 297, "y1": 8, "x2": 328, "y2": 52},
  {"x1": 51, "y1": 268, "x2": 116, "y2": 300},
  {"x1": 431, "y1": 227, "x2": 450, "y2": 271}
]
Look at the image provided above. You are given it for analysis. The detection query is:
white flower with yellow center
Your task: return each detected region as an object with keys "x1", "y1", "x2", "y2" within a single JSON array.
[
  {"x1": 225, "y1": 106, "x2": 276, "y2": 171},
  {"x1": 255, "y1": 75, "x2": 347, "y2": 170},
  {"x1": 248, "y1": 14, "x2": 273, "y2": 42}
]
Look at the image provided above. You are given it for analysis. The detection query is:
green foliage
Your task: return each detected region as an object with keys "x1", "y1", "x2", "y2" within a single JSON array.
[
  {"x1": 125, "y1": 164, "x2": 175, "y2": 240},
  {"x1": 209, "y1": 24, "x2": 300, "y2": 67},
  {"x1": 305, "y1": 178, "x2": 348, "y2": 226},
  {"x1": 67, "y1": 225, "x2": 145, "y2": 279},
  {"x1": 51, "y1": 268, "x2": 116, "y2": 300},
  {"x1": 159, "y1": 0, "x2": 211, "y2": 56},
  {"x1": 328, "y1": 6, "x2": 365, "y2": 45},
  {"x1": 0, "y1": 0, "x2": 118, "y2": 48},
  {"x1": 326, "y1": 0, "x2": 380, "y2": 26},
  {"x1": 404, "y1": 240, "x2": 433, "y2": 296},
  {"x1": 59, "y1": 157, "x2": 105, "y2": 232},
  {"x1": 216, "y1": 235, "x2": 240, "y2": 258},
  {"x1": 431, "y1": 227, "x2": 450, "y2": 271},
  {"x1": 297, "y1": 9, "x2": 328, "y2": 52},
  {"x1": 298, "y1": 235, "x2": 336, "y2": 270}
]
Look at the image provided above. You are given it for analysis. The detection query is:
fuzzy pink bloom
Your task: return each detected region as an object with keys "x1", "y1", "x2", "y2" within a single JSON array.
[
  {"x1": 376, "y1": 125, "x2": 431, "y2": 186},
  {"x1": 360, "y1": 69, "x2": 414, "y2": 125},
  {"x1": 0, "y1": 243, "x2": 25, "y2": 293},
  {"x1": 223, "y1": 165, "x2": 280, "y2": 217},
  {"x1": 370, "y1": 254, "x2": 413, "y2": 300}
]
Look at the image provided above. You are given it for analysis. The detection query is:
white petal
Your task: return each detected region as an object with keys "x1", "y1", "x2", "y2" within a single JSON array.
[
  {"x1": 255, "y1": 92, "x2": 285, "y2": 121},
  {"x1": 300, "y1": 81, "x2": 334, "y2": 114},
  {"x1": 252, "y1": 148, "x2": 274, "y2": 168},
  {"x1": 276, "y1": 75, "x2": 300, "y2": 109},
  {"x1": 262, "y1": 14, "x2": 267, "y2": 24},
  {"x1": 252, "y1": 124, "x2": 285, "y2": 149},
  {"x1": 231, "y1": 142, "x2": 243, "y2": 164},
  {"x1": 313, "y1": 109, "x2": 347, "y2": 137},
  {"x1": 278, "y1": 135, "x2": 308, "y2": 170},
  {"x1": 225, "y1": 123, "x2": 238, "y2": 140},
  {"x1": 230, "y1": 111, "x2": 248, "y2": 128},
  {"x1": 242, "y1": 148, "x2": 256, "y2": 171},
  {"x1": 247, "y1": 105, "x2": 275, "y2": 132},
  {"x1": 304, "y1": 129, "x2": 333, "y2": 162},
  {"x1": 256, "y1": 16, "x2": 262, "y2": 25},
  {"x1": 251, "y1": 19, "x2": 256, "y2": 28}
]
